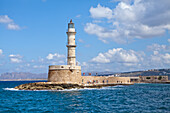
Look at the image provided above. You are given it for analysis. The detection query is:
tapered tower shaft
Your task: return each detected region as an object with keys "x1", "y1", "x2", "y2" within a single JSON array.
[{"x1": 66, "y1": 19, "x2": 76, "y2": 66}]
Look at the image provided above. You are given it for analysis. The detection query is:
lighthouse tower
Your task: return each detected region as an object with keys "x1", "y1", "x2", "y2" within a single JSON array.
[
  {"x1": 48, "y1": 19, "x2": 81, "y2": 84},
  {"x1": 66, "y1": 19, "x2": 76, "y2": 66}
]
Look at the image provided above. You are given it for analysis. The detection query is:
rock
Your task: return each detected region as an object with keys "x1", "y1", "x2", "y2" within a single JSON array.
[{"x1": 14, "y1": 82, "x2": 132, "y2": 91}]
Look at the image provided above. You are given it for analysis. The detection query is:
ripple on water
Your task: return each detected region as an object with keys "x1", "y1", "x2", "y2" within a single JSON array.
[{"x1": 0, "y1": 83, "x2": 170, "y2": 112}]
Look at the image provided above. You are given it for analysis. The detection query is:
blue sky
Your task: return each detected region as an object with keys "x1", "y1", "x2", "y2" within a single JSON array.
[{"x1": 0, "y1": 0, "x2": 170, "y2": 74}]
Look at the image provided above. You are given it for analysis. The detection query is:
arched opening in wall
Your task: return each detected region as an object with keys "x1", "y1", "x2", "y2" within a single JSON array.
[{"x1": 61, "y1": 66, "x2": 64, "y2": 68}]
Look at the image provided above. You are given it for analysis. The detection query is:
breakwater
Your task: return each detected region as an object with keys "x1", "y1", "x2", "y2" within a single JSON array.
[{"x1": 14, "y1": 82, "x2": 133, "y2": 91}]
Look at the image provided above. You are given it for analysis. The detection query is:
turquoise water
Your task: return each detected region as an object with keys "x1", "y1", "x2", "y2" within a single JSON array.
[{"x1": 0, "y1": 81, "x2": 170, "y2": 113}]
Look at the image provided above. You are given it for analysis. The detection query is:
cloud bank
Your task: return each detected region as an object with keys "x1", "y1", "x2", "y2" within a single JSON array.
[
  {"x1": 85, "y1": 0, "x2": 170, "y2": 43},
  {"x1": 9, "y1": 54, "x2": 23, "y2": 63}
]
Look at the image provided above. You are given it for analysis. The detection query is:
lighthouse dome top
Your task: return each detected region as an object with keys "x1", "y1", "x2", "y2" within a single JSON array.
[{"x1": 68, "y1": 19, "x2": 75, "y2": 28}]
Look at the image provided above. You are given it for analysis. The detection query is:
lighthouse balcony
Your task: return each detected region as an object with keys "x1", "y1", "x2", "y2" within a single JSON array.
[
  {"x1": 49, "y1": 65, "x2": 81, "y2": 70},
  {"x1": 67, "y1": 56, "x2": 76, "y2": 58}
]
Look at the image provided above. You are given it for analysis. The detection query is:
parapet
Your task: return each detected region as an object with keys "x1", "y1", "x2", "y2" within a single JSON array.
[{"x1": 49, "y1": 65, "x2": 81, "y2": 70}]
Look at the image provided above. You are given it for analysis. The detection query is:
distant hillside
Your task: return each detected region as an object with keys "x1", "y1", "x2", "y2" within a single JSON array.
[
  {"x1": 118, "y1": 69, "x2": 170, "y2": 77},
  {"x1": 83, "y1": 68, "x2": 170, "y2": 80},
  {"x1": 0, "y1": 72, "x2": 47, "y2": 80}
]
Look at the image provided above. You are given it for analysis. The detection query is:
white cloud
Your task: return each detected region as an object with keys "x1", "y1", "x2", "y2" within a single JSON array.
[
  {"x1": 0, "y1": 15, "x2": 13, "y2": 23},
  {"x1": 85, "y1": 0, "x2": 170, "y2": 43},
  {"x1": 33, "y1": 65, "x2": 45, "y2": 69},
  {"x1": 76, "y1": 14, "x2": 81, "y2": 18},
  {"x1": 9, "y1": 54, "x2": 22, "y2": 63},
  {"x1": 7, "y1": 23, "x2": 20, "y2": 30},
  {"x1": 163, "y1": 53, "x2": 170, "y2": 64},
  {"x1": 0, "y1": 15, "x2": 21, "y2": 30},
  {"x1": 44, "y1": 53, "x2": 66, "y2": 65},
  {"x1": 147, "y1": 44, "x2": 166, "y2": 51},
  {"x1": 147, "y1": 43, "x2": 170, "y2": 53},
  {"x1": 168, "y1": 39, "x2": 170, "y2": 43},
  {"x1": 83, "y1": 41, "x2": 170, "y2": 72},
  {"x1": 92, "y1": 53, "x2": 110, "y2": 63},
  {"x1": 153, "y1": 51, "x2": 159, "y2": 55},
  {"x1": 90, "y1": 4, "x2": 113, "y2": 19},
  {"x1": 0, "y1": 49, "x2": 2, "y2": 55},
  {"x1": 46, "y1": 53, "x2": 65, "y2": 60},
  {"x1": 78, "y1": 45, "x2": 169, "y2": 72},
  {"x1": 91, "y1": 48, "x2": 143, "y2": 65},
  {"x1": 92, "y1": 20, "x2": 102, "y2": 23},
  {"x1": 78, "y1": 39, "x2": 84, "y2": 43},
  {"x1": 84, "y1": 23, "x2": 123, "y2": 43},
  {"x1": 151, "y1": 53, "x2": 170, "y2": 65}
]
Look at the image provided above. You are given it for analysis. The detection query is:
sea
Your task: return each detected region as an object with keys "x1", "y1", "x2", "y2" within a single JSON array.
[{"x1": 0, "y1": 81, "x2": 170, "y2": 113}]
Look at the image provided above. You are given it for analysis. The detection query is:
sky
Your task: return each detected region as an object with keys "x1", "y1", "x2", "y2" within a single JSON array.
[{"x1": 0, "y1": 0, "x2": 170, "y2": 74}]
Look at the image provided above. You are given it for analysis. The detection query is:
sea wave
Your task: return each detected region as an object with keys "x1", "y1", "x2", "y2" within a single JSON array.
[
  {"x1": 3, "y1": 88, "x2": 52, "y2": 91},
  {"x1": 58, "y1": 86, "x2": 122, "y2": 91},
  {"x1": 3, "y1": 88, "x2": 20, "y2": 91}
]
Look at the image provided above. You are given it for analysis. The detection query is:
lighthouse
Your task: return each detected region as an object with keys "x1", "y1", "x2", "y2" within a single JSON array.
[
  {"x1": 66, "y1": 19, "x2": 76, "y2": 66},
  {"x1": 47, "y1": 19, "x2": 132, "y2": 85},
  {"x1": 48, "y1": 19, "x2": 81, "y2": 83}
]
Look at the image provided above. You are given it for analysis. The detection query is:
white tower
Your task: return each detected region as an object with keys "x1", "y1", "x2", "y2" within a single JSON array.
[{"x1": 66, "y1": 19, "x2": 76, "y2": 66}]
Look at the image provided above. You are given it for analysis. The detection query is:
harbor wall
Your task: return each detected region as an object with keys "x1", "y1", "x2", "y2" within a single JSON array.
[
  {"x1": 48, "y1": 65, "x2": 169, "y2": 84},
  {"x1": 48, "y1": 65, "x2": 133, "y2": 85},
  {"x1": 81, "y1": 76, "x2": 131, "y2": 84}
]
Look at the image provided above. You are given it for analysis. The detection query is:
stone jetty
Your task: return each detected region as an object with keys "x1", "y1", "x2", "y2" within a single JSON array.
[{"x1": 14, "y1": 82, "x2": 132, "y2": 91}]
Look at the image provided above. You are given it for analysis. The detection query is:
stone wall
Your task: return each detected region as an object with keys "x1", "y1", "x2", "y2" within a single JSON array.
[
  {"x1": 139, "y1": 76, "x2": 168, "y2": 83},
  {"x1": 48, "y1": 65, "x2": 81, "y2": 84},
  {"x1": 48, "y1": 65, "x2": 142, "y2": 85},
  {"x1": 81, "y1": 76, "x2": 131, "y2": 85}
]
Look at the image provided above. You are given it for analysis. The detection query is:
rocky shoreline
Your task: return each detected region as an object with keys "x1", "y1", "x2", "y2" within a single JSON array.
[{"x1": 14, "y1": 82, "x2": 132, "y2": 91}]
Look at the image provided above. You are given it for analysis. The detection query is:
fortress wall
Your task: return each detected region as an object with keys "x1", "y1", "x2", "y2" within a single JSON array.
[
  {"x1": 81, "y1": 76, "x2": 131, "y2": 84},
  {"x1": 139, "y1": 76, "x2": 169, "y2": 82},
  {"x1": 48, "y1": 65, "x2": 134, "y2": 85},
  {"x1": 107, "y1": 77, "x2": 131, "y2": 84},
  {"x1": 48, "y1": 65, "x2": 81, "y2": 84}
]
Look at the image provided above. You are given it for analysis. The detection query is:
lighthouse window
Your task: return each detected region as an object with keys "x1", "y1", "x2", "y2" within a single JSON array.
[{"x1": 68, "y1": 23, "x2": 74, "y2": 28}]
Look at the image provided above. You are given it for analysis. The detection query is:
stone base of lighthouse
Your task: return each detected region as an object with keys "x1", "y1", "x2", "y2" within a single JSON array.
[{"x1": 48, "y1": 65, "x2": 82, "y2": 84}]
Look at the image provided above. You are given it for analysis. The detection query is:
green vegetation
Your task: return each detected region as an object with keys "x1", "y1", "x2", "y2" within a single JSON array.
[
  {"x1": 146, "y1": 77, "x2": 150, "y2": 79},
  {"x1": 158, "y1": 76, "x2": 162, "y2": 80}
]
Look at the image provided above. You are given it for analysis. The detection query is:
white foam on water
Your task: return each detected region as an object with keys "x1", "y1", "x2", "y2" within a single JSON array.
[
  {"x1": 2, "y1": 85, "x2": 123, "y2": 92},
  {"x1": 58, "y1": 86, "x2": 121, "y2": 92},
  {"x1": 3, "y1": 88, "x2": 20, "y2": 91},
  {"x1": 114, "y1": 85, "x2": 125, "y2": 87},
  {"x1": 3, "y1": 88, "x2": 49, "y2": 91}
]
